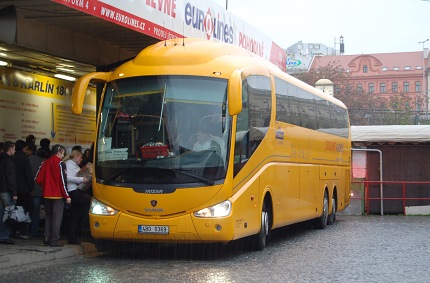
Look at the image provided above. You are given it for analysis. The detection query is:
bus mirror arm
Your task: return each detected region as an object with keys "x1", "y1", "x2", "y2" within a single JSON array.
[
  {"x1": 71, "y1": 72, "x2": 111, "y2": 114},
  {"x1": 228, "y1": 70, "x2": 242, "y2": 116}
]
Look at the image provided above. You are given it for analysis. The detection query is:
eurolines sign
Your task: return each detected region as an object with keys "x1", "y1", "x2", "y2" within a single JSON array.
[
  {"x1": 53, "y1": 0, "x2": 286, "y2": 71},
  {"x1": 184, "y1": 3, "x2": 234, "y2": 44},
  {"x1": 183, "y1": 3, "x2": 265, "y2": 59}
]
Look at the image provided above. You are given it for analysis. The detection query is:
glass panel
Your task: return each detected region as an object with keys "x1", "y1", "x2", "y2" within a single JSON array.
[
  {"x1": 415, "y1": 82, "x2": 421, "y2": 92},
  {"x1": 234, "y1": 75, "x2": 271, "y2": 176},
  {"x1": 97, "y1": 76, "x2": 230, "y2": 185},
  {"x1": 274, "y1": 77, "x2": 348, "y2": 138},
  {"x1": 392, "y1": 82, "x2": 398, "y2": 93}
]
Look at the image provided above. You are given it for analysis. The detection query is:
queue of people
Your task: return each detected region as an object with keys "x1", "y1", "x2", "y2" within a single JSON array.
[{"x1": 0, "y1": 135, "x2": 93, "y2": 246}]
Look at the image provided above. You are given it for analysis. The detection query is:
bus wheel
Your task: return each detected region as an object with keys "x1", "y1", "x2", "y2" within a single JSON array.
[
  {"x1": 252, "y1": 201, "x2": 270, "y2": 251},
  {"x1": 314, "y1": 191, "x2": 329, "y2": 229},
  {"x1": 327, "y1": 195, "x2": 336, "y2": 225}
]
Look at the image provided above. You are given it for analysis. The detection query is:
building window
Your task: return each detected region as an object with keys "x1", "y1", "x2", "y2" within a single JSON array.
[
  {"x1": 380, "y1": 83, "x2": 386, "y2": 93},
  {"x1": 404, "y1": 66, "x2": 411, "y2": 70},
  {"x1": 417, "y1": 66, "x2": 422, "y2": 70},
  {"x1": 404, "y1": 101, "x2": 410, "y2": 109},
  {"x1": 403, "y1": 82, "x2": 409, "y2": 92},
  {"x1": 368, "y1": 83, "x2": 375, "y2": 93},
  {"x1": 363, "y1": 65, "x2": 368, "y2": 73},
  {"x1": 392, "y1": 82, "x2": 398, "y2": 93},
  {"x1": 393, "y1": 67, "x2": 399, "y2": 71},
  {"x1": 416, "y1": 100, "x2": 421, "y2": 111},
  {"x1": 382, "y1": 67, "x2": 388, "y2": 71},
  {"x1": 357, "y1": 83, "x2": 363, "y2": 92},
  {"x1": 346, "y1": 84, "x2": 352, "y2": 93},
  {"x1": 416, "y1": 81, "x2": 421, "y2": 92}
]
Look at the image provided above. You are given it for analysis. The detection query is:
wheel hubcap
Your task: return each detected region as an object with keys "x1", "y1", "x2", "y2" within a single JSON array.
[
  {"x1": 323, "y1": 196, "x2": 328, "y2": 222},
  {"x1": 262, "y1": 211, "x2": 268, "y2": 236}
]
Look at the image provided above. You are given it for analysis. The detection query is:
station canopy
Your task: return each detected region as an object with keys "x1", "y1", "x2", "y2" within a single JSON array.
[{"x1": 352, "y1": 125, "x2": 430, "y2": 144}]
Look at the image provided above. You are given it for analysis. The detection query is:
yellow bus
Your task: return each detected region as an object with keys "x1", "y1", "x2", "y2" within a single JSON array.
[{"x1": 72, "y1": 38, "x2": 351, "y2": 250}]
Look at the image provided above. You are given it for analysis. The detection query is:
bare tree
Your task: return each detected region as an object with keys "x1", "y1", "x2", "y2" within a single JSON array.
[{"x1": 291, "y1": 63, "x2": 421, "y2": 125}]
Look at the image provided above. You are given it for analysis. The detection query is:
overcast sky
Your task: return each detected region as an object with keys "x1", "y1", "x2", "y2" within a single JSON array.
[{"x1": 211, "y1": 0, "x2": 430, "y2": 55}]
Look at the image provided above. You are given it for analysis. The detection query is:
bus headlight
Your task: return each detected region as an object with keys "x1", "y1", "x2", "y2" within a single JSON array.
[
  {"x1": 90, "y1": 198, "x2": 118, "y2": 216},
  {"x1": 193, "y1": 200, "x2": 232, "y2": 218}
]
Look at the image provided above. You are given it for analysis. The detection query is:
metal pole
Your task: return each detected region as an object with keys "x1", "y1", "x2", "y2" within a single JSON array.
[
  {"x1": 352, "y1": 148, "x2": 383, "y2": 215},
  {"x1": 418, "y1": 39, "x2": 429, "y2": 112}
]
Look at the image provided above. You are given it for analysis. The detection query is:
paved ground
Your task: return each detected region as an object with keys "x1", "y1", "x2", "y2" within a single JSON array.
[
  {"x1": 1, "y1": 215, "x2": 429, "y2": 283},
  {"x1": 0, "y1": 237, "x2": 96, "y2": 269}
]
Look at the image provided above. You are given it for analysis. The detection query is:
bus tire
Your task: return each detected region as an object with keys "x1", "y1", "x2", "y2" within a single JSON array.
[
  {"x1": 327, "y1": 194, "x2": 336, "y2": 225},
  {"x1": 314, "y1": 191, "x2": 329, "y2": 229},
  {"x1": 252, "y1": 200, "x2": 270, "y2": 251}
]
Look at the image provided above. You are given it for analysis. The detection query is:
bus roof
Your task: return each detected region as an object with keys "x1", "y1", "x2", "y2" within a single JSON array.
[
  {"x1": 111, "y1": 38, "x2": 347, "y2": 110},
  {"x1": 110, "y1": 38, "x2": 260, "y2": 79}
]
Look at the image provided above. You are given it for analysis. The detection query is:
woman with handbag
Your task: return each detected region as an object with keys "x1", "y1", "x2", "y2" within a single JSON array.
[{"x1": 64, "y1": 149, "x2": 91, "y2": 244}]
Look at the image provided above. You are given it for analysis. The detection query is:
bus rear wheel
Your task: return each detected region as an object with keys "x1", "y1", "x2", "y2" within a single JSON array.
[
  {"x1": 251, "y1": 200, "x2": 270, "y2": 251},
  {"x1": 314, "y1": 191, "x2": 329, "y2": 229},
  {"x1": 327, "y1": 195, "x2": 336, "y2": 225}
]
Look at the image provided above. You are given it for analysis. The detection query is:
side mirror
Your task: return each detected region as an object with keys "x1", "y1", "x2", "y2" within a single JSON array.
[
  {"x1": 228, "y1": 70, "x2": 242, "y2": 116},
  {"x1": 71, "y1": 72, "x2": 111, "y2": 114}
]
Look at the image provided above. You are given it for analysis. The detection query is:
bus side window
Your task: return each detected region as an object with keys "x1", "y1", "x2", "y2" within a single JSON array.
[
  {"x1": 234, "y1": 80, "x2": 250, "y2": 176},
  {"x1": 233, "y1": 75, "x2": 271, "y2": 177}
]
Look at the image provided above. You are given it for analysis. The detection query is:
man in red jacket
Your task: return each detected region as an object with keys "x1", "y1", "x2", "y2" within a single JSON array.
[{"x1": 35, "y1": 144, "x2": 71, "y2": 247}]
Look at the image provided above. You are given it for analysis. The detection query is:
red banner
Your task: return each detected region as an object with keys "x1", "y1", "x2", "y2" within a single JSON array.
[{"x1": 51, "y1": 0, "x2": 286, "y2": 72}]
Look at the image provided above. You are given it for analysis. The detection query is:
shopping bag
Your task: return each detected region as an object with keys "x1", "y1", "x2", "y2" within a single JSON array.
[
  {"x1": 3, "y1": 205, "x2": 31, "y2": 224},
  {"x1": 77, "y1": 162, "x2": 93, "y2": 191}
]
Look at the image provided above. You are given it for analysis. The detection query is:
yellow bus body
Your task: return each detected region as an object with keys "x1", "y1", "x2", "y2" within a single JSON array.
[{"x1": 72, "y1": 38, "x2": 351, "y2": 248}]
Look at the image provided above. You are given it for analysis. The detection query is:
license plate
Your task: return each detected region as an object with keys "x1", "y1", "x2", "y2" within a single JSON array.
[{"x1": 138, "y1": 225, "x2": 169, "y2": 234}]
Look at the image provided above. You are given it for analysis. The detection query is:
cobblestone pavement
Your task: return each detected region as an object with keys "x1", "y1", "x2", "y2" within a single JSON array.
[{"x1": 1, "y1": 215, "x2": 429, "y2": 283}]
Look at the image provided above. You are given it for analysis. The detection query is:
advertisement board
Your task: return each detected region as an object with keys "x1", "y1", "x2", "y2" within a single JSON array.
[
  {"x1": 52, "y1": 0, "x2": 286, "y2": 72},
  {"x1": 0, "y1": 67, "x2": 96, "y2": 149}
]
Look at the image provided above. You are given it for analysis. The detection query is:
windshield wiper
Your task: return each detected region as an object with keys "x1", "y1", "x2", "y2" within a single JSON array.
[
  {"x1": 103, "y1": 160, "x2": 143, "y2": 182},
  {"x1": 160, "y1": 167, "x2": 214, "y2": 185},
  {"x1": 102, "y1": 163, "x2": 214, "y2": 186},
  {"x1": 158, "y1": 83, "x2": 166, "y2": 131}
]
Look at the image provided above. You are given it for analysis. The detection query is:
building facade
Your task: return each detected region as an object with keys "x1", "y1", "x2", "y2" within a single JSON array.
[
  {"x1": 310, "y1": 50, "x2": 430, "y2": 112},
  {"x1": 287, "y1": 40, "x2": 335, "y2": 56},
  {"x1": 285, "y1": 41, "x2": 335, "y2": 73}
]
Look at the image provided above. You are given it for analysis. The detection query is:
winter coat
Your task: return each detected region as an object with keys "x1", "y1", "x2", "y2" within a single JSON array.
[
  {"x1": 35, "y1": 155, "x2": 69, "y2": 199},
  {"x1": 0, "y1": 152, "x2": 17, "y2": 196},
  {"x1": 13, "y1": 150, "x2": 34, "y2": 194},
  {"x1": 28, "y1": 154, "x2": 45, "y2": 197}
]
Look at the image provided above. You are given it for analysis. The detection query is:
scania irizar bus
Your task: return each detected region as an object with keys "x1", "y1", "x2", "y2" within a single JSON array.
[{"x1": 71, "y1": 38, "x2": 351, "y2": 250}]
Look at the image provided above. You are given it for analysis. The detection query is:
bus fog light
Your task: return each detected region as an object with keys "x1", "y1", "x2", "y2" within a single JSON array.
[
  {"x1": 194, "y1": 200, "x2": 232, "y2": 218},
  {"x1": 94, "y1": 221, "x2": 100, "y2": 228},
  {"x1": 215, "y1": 224, "x2": 222, "y2": 231}
]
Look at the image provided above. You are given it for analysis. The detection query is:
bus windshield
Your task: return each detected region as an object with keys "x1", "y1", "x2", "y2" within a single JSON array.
[{"x1": 96, "y1": 75, "x2": 230, "y2": 186}]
